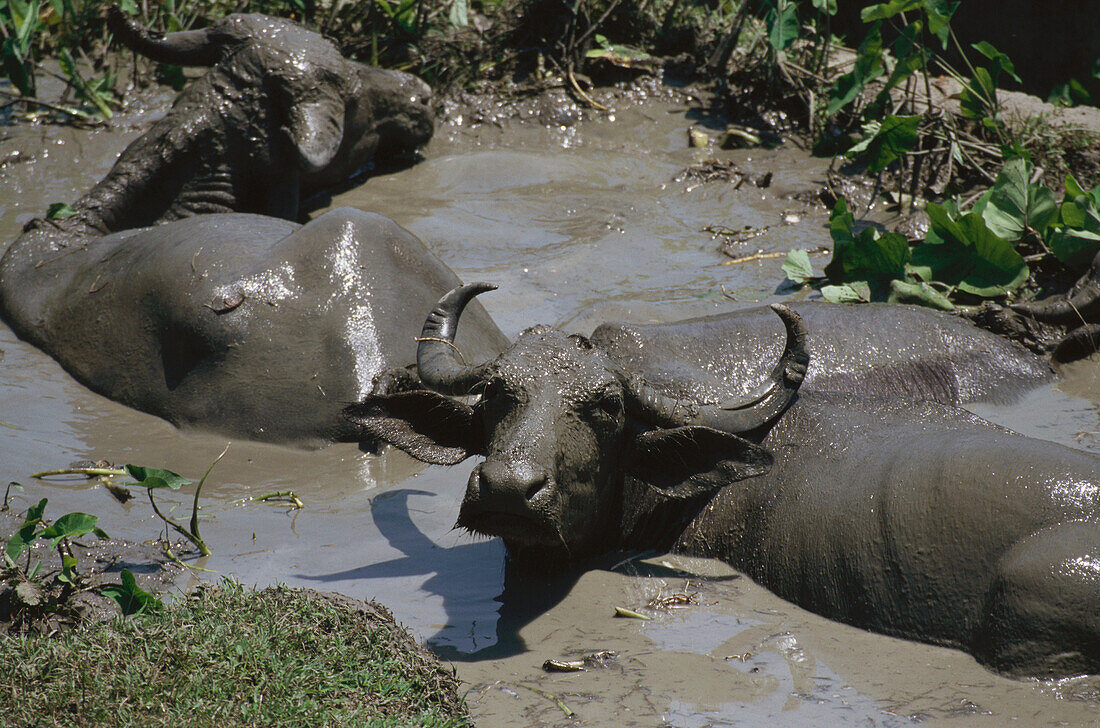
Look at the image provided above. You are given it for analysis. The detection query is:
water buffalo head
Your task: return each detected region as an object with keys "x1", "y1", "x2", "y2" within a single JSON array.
[
  {"x1": 107, "y1": 6, "x2": 433, "y2": 188},
  {"x1": 347, "y1": 284, "x2": 809, "y2": 562}
]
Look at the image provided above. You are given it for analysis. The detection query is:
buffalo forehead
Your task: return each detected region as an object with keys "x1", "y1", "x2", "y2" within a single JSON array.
[
  {"x1": 495, "y1": 327, "x2": 617, "y2": 399},
  {"x1": 591, "y1": 318, "x2": 775, "y2": 406}
]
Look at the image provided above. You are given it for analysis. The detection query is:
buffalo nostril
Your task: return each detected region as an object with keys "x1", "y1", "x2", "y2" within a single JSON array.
[{"x1": 525, "y1": 476, "x2": 548, "y2": 501}]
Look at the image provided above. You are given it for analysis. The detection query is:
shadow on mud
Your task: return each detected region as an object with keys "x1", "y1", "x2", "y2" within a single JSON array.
[{"x1": 300, "y1": 487, "x2": 741, "y2": 662}]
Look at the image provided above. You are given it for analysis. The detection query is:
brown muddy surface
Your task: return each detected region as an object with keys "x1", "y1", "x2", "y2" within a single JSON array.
[{"x1": 1, "y1": 83, "x2": 1099, "y2": 726}]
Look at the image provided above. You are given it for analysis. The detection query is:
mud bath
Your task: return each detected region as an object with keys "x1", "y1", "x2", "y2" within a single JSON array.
[{"x1": 2, "y1": 88, "x2": 1099, "y2": 726}]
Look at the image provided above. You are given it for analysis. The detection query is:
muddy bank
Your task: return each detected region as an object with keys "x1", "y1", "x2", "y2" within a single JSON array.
[{"x1": 1, "y1": 82, "x2": 1099, "y2": 726}]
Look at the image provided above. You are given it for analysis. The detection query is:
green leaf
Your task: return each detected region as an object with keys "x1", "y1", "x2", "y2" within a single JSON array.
[
  {"x1": 826, "y1": 227, "x2": 911, "y2": 282},
  {"x1": 826, "y1": 23, "x2": 884, "y2": 115},
  {"x1": 1065, "y1": 173, "x2": 1089, "y2": 202},
  {"x1": 972, "y1": 41, "x2": 1020, "y2": 83},
  {"x1": 860, "y1": 0, "x2": 922, "y2": 22},
  {"x1": 5, "y1": 498, "x2": 48, "y2": 564},
  {"x1": 824, "y1": 198, "x2": 911, "y2": 283},
  {"x1": 887, "y1": 279, "x2": 954, "y2": 310},
  {"x1": 125, "y1": 464, "x2": 192, "y2": 490},
  {"x1": 811, "y1": 0, "x2": 837, "y2": 14},
  {"x1": 1048, "y1": 79, "x2": 1091, "y2": 108},
  {"x1": 959, "y1": 67, "x2": 997, "y2": 120},
  {"x1": 821, "y1": 282, "x2": 872, "y2": 303},
  {"x1": 100, "y1": 569, "x2": 162, "y2": 616},
  {"x1": 980, "y1": 158, "x2": 1058, "y2": 241},
  {"x1": 38, "y1": 512, "x2": 100, "y2": 548},
  {"x1": 914, "y1": 206, "x2": 1029, "y2": 297},
  {"x1": 846, "y1": 114, "x2": 919, "y2": 172},
  {"x1": 923, "y1": 0, "x2": 959, "y2": 47},
  {"x1": 1049, "y1": 228, "x2": 1100, "y2": 269},
  {"x1": 766, "y1": 1, "x2": 799, "y2": 53},
  {"x1": 57, "y1": 554, "x2": 78, "y2": 584},
  {"x1": 46, "y1": 202, "x2": 76, "y2": 220},
  {"x1": 782, "y1": 249, "x2": 815, "y2": 285}
]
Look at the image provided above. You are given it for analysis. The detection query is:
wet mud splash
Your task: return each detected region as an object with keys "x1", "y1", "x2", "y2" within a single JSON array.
[{"x1": 1, "y1": 86, "x2": 1098, "y2": 726}]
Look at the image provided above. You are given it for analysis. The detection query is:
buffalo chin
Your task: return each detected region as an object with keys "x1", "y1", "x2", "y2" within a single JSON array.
[{"x1": 456, "y1": 509, "x2": 564, "y2": 551}]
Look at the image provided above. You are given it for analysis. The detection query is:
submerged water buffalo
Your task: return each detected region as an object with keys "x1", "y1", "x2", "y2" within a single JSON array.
[
  {"x1": 349, "y1": 284, "x2": 1100, "y2": 677},
  {"x1": 1011, "y1": 252, "x2": 1100, "y2": 361},
  {"x1": 0, "y1": 9, "x2": 507, "y2": 444}
]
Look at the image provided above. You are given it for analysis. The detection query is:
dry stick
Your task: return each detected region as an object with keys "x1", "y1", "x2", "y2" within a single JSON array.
[
  {"x1": 721, "y1": 251, "x2": 787, "y2": 265},
  {"x1": 567, "y1": 69, "x2": 609, "y2": 111},
  {"x1": 512, "y1": 683, "x2": 575, "y2": 718},
  {"x1": 31, "y1": 467, "x2": 125, "y2": 479}
]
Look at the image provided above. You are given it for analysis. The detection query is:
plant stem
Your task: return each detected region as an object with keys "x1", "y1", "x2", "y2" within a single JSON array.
[
  {"x1": 190, "y1": 444, "x2": 229, "y2": 547},
  {"x1": 147, "y1": 489, "x2": 210, "y2": 557},
  {"x1": 31, "y1": 467, "x2": 126, "y2": 479}
]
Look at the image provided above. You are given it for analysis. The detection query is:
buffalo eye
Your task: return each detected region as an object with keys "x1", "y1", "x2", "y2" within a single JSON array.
[
  {"x1": 596, "y1": 393, "x2": 623, "y2": 418},
  {"x1": 479, "y1": 378, "x2": 508, "y2": 409}
]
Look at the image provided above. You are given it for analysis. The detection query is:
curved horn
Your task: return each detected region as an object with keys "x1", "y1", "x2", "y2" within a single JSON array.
[
  {"x1": 107, "y1": 5, "x2": 222, "y2": 67},
  {"x1": 1053, "y1": 323, "x2": 1100, "y2": 363},
  {"x1": 626, "y1": 304, "x2": 809, "y2": 432},
  {"x1": 416, "y1": 283, "x2": 498, "y2": 396},
  {"x1": 1010, "y1": 253, "x2": 1100, "y2": 324}
]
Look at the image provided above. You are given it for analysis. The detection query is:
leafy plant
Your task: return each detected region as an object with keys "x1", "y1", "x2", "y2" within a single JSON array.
[
  {"x1": 31, "y1": 445, "x2": 229, "y2": 558},
  {"x1": 99, "y1": 567, "x2": 162, "y2": 615},
  {"x1": 2, "y1": 497, "x2": 109, "y2": 625},
  {"x1": 785, "y1": 157, "x2": 1100, "y2": 310}
]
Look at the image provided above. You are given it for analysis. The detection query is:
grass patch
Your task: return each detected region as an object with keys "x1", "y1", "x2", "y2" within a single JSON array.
[{"x1": 0, "y1": 582, "x2": 469, "y2": 728}]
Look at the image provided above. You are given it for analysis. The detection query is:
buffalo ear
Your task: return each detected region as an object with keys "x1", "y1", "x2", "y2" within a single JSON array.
[
  {"x1": 285, "y1": 95, "x2": 345, "y2": 173},
  {"x1": 343, "y1": 391, "x2": 484, "y2": 465},
  {"x1": 627, "y1": 426, "x2": 771, "y2": 500}
]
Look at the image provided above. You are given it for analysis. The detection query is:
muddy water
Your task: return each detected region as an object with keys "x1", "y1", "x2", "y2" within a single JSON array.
[{"x1": 1, "y1": 86, "x2": 1099, "y2": 727}]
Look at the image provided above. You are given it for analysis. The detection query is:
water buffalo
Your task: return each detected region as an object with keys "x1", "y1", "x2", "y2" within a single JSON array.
[
  {"x1": 0, "y1": 9, "x2": 507, "y2": 444},
  {"x1": 348, "y1": 284, "x2": 1100, "y2": 677}
]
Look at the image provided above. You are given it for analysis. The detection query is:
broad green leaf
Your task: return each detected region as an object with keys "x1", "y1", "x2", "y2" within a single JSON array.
[
  {"x1": 827, "y1": 24, "x2": 884, "y2": 115},
  {"x1": 6, "y1": 498, "x2": 48, "y2": 564},
  {"x1": 46, "y1": 202, "x2": 76, "y2": 220},
  {"x1": 825, "y1": 225, "x2": 910, "y2": 283},
  {"x1": 876, "y1": 46, "x2": 924, "y2": 103},
  {"x1": 811, "y1": 0, "x2": 837, "y2": 14},
  {"x1": 5, "y1": 527, "x2": 32, "y2": 564},
  {"x1": 959, "y1": 67, "x2": 997, "y2": 120},
  {"x1": 57, "y1": 554, "x2": 78, "y2": 584},
  {"x1": 782, "y1": 249, "x2": 815, "y2": 285},
  {"x1": 980, "y1": 158, "x2": 1057, "y2": 241},
  {"x1": 26, "y1": 498, "x2": 47, "y2": 524},
  {"x1": 914, "y1": 208, "x2": 1028, "y2": 296},
  {"x1": 125, "y1": 464, "x2": 192, "y2": 490},
  {"x1": 586, "y1": 43, "x2": 652, "y2": 63},
  {"x1": 821, "y1": 282, "x2": 872, "y2": 303},
  {"x1": 766, "y1": 1, "x2": 799, "y2": 52},
  {"x1": 924, "y1": 0, "x2": 958, "y2": 47},
  {"x1": 860, "y1": 0, "x2": 922, "y2": 22},
  {"x1": 100, "y1": 568, "x2": 163, "y2": 615},
  {"x1": 846, "y1": 114, "x2": 919, "y2": 172},
  {"x1": 828, "y1": 197, "x2": 856, "y2": 242},
  {"x1": 972, "y1": 41, "x2": 1020, "y2": 83},
  {"x1": 1049, "y1": 228, "x2": 1100, "y2": 269},
  {"x1": 38, "y1": 512, "x2": 100, "y2": 548},
  {"x1": 1065, "y1": 174, "x2": 1089, "y2": 201},
  {"x1": 1048, "y1": 79, "x2": 1091, "y2": 108},
  {"x1": 887, "y1": 279, "x2": 954, "y2": 310}
]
